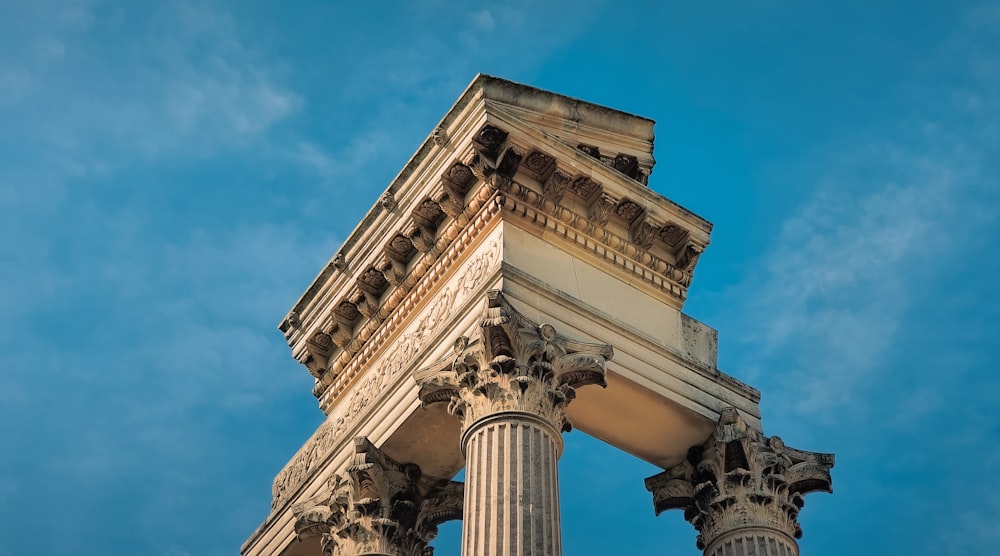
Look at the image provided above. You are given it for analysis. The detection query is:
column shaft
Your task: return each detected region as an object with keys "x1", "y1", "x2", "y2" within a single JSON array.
[
  {"x1": 705, "y1": 530, "x2": 799, "y2": 556},
  {"x1": 462, "y1": 414, "x2": 562, "y2": 556}
]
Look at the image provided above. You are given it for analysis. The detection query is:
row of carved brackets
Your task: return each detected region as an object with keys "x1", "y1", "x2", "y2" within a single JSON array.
[
  {"x1": 295, "y1": 147, "x2": 484, "y2": 385},
  {"x1": 292, "y1": 122, "x2": 704, "y2": 393},
  {"x1": 487, "y1": 131, "x2": 706, "y2": 271}
]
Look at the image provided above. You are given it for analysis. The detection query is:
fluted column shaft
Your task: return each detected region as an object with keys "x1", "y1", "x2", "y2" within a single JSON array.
[
  {"x1": 417, "y1": 291, "x2": 612, "y2": 556},
  {"x1": 703, "y1": 529, "x2": 798, "y2": 556},
  {"x1": 462, "y1": 413, "x2": 562, "y2": 556}
]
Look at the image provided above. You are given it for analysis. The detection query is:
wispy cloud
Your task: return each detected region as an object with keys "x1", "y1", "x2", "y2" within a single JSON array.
[
  {"x1": 724, "y1": 6, "x2": 999, "y2": 420},
  {"x1": 0, "y1": 1, "x2": 300, "y2": 170}
]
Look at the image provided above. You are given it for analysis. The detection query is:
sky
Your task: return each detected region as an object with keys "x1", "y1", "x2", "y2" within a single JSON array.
[{"x1": 1, "y1": 1, "x2": 998, "y2": 555}]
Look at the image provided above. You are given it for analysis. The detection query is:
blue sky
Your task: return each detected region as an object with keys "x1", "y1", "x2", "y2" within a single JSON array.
[{"x1": 1, "y1": 1, "x2": 998, "y2": 555}]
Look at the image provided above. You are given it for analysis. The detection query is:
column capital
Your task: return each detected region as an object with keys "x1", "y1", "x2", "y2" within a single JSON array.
[
  {"x1": 645, "y1": 408, "x2": 834, "y2": 554},
  {"x1": 293, "y1": 437, "x2": 463, "y2": 556},
  {"x1": 417, "y1": 290, "x2": 613, "y2": 439}
]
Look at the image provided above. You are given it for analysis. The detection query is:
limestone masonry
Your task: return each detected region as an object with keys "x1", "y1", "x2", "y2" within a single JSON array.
[{"x1": 242, "y1": 75, "x2": 834, "y2": 556}]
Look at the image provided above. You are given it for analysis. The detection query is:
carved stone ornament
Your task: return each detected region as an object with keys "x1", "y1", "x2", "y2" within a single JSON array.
[
  {"x1": 416, "y1": 290, "x2": 613, "y2": 435},
  {"x1": 631, "y1": 221, "x2": 658, "y2": 250},
  {"x1": 431, "y1": 126, "x2": 448, "y2": 147},
  {"x1": 411, "y1": 198, "x2": 445, "y2": 233},
  {"x1": 658, "y1": 223, "x2": 689, "y2": 248},
  {"x1": 442, "y1": 162, "x2": 474, "y2": 192},
  {"x1": 612, "y1": 153, "x2": 640, "y2": 179},
  {"x1": 615, "y1": 199, "x2": 644, "y2": 224},
  {"x1": 357, "y1": 267, "x2": 389, "y2": 297},
  {"x1": 334, "y1": 301, "x2": 361, "y2": 325},
  {"x1": 577, "y1": 143, "x2": 601, "y2": 159},
  {"x1": 568, "y1": 176, "x2": 602, "y2": 202},
  {"x1": 521, "y1": 150, "x2": 557, "y2": 181},
  {"x1": 495, "y1": 145, "x2": 523, "y2": 178},
  {"x1": 292, "y1": 437, "x2": 463, "y2": 556},
  {"x1": 333, "y1": 253, "x2": 348, "y2": 271},
  {"x1": 676, "y1": 244, "x2": 703, "y2": 272},
  {"x1": 380, "y1": 192, "x2": 397, "y2": 212},
  {"x1": 385, "y1": 234, "x2": 416, "y2": 263},
  {"x1": 473, "y1": 124, "x2": 509, "y2": 158},
  {"x1": 588, "y1": 193, "x2": 616, "y2": 228},
  {"x1": 272, "y1": 239, "x2": 502, "y2": 511},
  {"x1": 542, "y1": 170, "x2": 570, "y2": 204},
  {"x1": 645, "y1": 408, "x2": 834, "y2": 555}
]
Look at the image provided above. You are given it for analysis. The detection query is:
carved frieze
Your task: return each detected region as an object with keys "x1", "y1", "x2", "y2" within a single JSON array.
[
  {"x1": 272, "y1": 237, "x2": 502, "y2": 510},
  {"x1": 645, "y1": 408, "x2": 834, "y2": 552},
  {"x1": 499, "y1": 180, "x2": 694, "y2": 303}
]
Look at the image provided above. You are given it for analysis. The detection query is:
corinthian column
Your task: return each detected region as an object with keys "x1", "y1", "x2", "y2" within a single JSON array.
[
  {"x1": 417, "y1": 290, "x2": 612, "y2": 556},
  {"x1": 645, "y1": 409, "x2": 834, "y2": 556},
  {"x1": 292, "y1": 436, "x2": 463, "y2": 556}
]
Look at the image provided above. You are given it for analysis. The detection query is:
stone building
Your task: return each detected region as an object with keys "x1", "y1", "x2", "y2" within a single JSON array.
[{"x1": 241, "y1": 75, "x2": 834, "y2": 556}]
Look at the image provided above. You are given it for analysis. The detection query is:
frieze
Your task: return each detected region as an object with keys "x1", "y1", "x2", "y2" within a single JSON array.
[{"x1": 271, "y1": 236, "x2": 502, "y2": 511}]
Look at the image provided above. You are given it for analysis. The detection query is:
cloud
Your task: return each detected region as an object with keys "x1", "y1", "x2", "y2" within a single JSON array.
[
  {"x1": 469, "y1": 10, "x2": 495, "y2": 32},
  {"x1": 722, "y1": 6, "x2": 1000, "y2": 421},
  {"x1": 0, "y1": 1, "x2": 300, "y2": 169},
  {"x1": 737, "y1": 163, "x2": 963, "y2": 415}
]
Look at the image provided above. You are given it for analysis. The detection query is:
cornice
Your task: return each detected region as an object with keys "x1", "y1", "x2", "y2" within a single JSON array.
[{"x1": 279, "y1": 75, "x2": 717, "y2": 411}]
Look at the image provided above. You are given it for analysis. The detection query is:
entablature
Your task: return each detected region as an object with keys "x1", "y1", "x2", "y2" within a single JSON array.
[{"x1": 279, "y1": 74, "x2": 716, "y2": 408}]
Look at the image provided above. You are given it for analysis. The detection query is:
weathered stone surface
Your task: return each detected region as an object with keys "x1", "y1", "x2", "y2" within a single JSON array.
[
  {"x1": 292, "y1": 437, "x2": 462, "y2": 556},
  {"x1": 243, "y1": 75, "x2": 832, "y2": 556},
  {"x1": 645, "y1": 409, "x2": 834, "y2": 556},
  {"x1": 416, "y1": 291, "x2": 611, "y2": 556}
]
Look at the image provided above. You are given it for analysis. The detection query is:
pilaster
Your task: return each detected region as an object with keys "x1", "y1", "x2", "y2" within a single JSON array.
[
  {"x1": 645, "y1": 409, "x2": 834, "y2": 556},
  {"x1": 417, "y1": 290, "x2": 612, "y2": 556}
]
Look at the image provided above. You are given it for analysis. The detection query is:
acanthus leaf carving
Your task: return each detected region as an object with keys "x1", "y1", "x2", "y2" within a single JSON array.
[
  {"x1": 417, "y1": 290, "x2": 612, "y2": 435},
  {"x1": 293, "y1": 438, "x2": 463, "y2": 556},
  {"x1": 645, "y1": 408, "x2": 834, "y2": 552}
]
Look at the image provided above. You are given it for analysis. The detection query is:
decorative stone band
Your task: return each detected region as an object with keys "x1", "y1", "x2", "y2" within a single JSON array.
[
  {"x1": 496, "y1": 178, "x2": 696, "y2": 304},
  {"x1": 645, "y1": 408, "x2": 834, "y2": 556},
  {"x1": 272, "y1": 236, "x2": 502, "y2": 511},
  {"x1": 292, "y1": 436, "x2": 463, "y2": 556}
]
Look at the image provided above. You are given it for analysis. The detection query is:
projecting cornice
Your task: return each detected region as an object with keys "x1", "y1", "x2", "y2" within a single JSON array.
[{"x1": 279, "y1": 74, "x2": 715, "y2": 409}]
